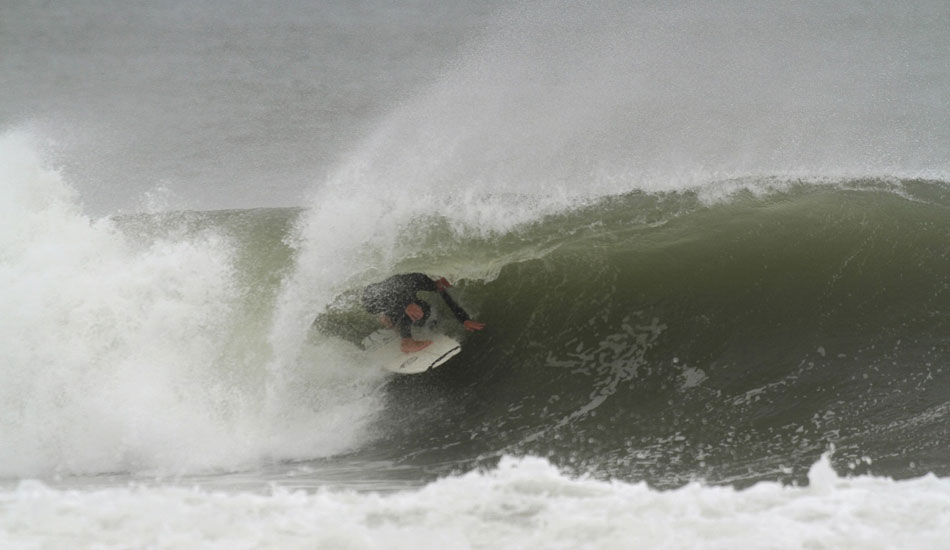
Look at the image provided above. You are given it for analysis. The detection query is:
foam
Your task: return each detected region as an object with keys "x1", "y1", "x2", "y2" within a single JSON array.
[
  {"x1": 0, "y1": 132, "x2": 385, "y2": 478},
  {"x1": 2, "y1": 455, "x2": 947, "y2": 549}
]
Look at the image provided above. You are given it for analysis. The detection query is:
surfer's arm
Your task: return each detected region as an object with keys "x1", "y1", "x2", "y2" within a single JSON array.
[
  {"x1": 404, "y1": 273, "x2": 472, "y2": 322},
  {"x1": 433, "y1": 277, "x2": 485, "y2": 331},
  {"x1": 437, "y1": 289, "x2": 471, "y2": 323},
  {"x1": 409, "y1": 273, "x2": 484, "y2": 329}
]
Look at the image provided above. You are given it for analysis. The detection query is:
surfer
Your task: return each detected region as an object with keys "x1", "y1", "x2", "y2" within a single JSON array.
[{"x1": 362, "y1": 273, "x2": 485, "y2": 353}]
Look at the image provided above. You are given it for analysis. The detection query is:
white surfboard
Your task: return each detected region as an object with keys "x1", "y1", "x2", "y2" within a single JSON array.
[{"x1": 361, "y1": 329, "x2": 462, "y2": 374}]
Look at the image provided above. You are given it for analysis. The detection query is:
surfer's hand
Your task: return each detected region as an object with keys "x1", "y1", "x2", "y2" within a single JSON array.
[
  {"x1": 405, "y1": 303, "x2": 425, "y2": 322},
  {"x1": 401, "y1": 338, "x2": 432, "y2": 353},
  {"x1": 434, "y1": 277, "x2": 452, "y2": 292},
  {"x1": 379, "y1": 315, "x2": 394, "y2": 328},
  {"x1": 463, "y1": 320, "x2": 485, "y2": 332}
]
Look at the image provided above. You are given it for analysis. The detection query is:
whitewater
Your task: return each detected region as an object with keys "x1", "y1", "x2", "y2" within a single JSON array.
[
  {"x1": 2, "y1": 0, "x2": 949, "y2": 548},
  {"x1": 4, "y1": 456, "x2": 950, "y2": 549}
]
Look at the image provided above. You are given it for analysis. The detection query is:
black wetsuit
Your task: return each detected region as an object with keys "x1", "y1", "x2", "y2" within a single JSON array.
[{"x1": 361, "y1": 273, "x2": 470, "y2": 338}]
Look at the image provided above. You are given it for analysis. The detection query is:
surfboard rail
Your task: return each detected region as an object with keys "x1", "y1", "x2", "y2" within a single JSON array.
[{"x1": 361, "y1": 329, "x2": 462, "y2": 374}]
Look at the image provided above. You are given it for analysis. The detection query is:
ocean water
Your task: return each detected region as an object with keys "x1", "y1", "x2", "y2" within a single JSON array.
[{"x1": 2, "y1": 1, "x2": 949, "y2": 548}]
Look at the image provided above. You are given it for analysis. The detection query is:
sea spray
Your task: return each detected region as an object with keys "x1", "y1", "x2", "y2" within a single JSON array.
[
  {"x1": 0, "y1": 134, "x2": 385, "y2": 477},
  {"x1": 0, "y1": 133, "x2": 241, "y2": 475}
]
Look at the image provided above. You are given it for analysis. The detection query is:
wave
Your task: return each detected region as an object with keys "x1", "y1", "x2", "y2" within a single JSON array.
[
  {"x1": 2, "y1": 132, "x2": 947, "y2": 487},
  {"x1": 337, "y1": 178, "x2": 950, "y2": 486}
]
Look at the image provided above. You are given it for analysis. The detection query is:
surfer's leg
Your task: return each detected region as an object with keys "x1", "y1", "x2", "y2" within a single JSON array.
[
  {"x1": 412, "y1": 300, "x2": 432, "y2": 327},
  {"x1": 395, "y1": 314, "x2": 413, "y2": 339}
]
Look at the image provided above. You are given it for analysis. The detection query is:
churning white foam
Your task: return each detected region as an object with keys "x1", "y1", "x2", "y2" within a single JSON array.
[
  {"x1": 2, "y1": 454, "x2": 947, "y2": 549},
  {"x1": 0, "y1": 132, "x2": 385, "y2": 478}
]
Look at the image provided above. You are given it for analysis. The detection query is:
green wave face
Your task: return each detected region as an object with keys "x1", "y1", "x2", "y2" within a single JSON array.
[{"x1": 350, "y1": 180, "x2": 950, "y2": 486}]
